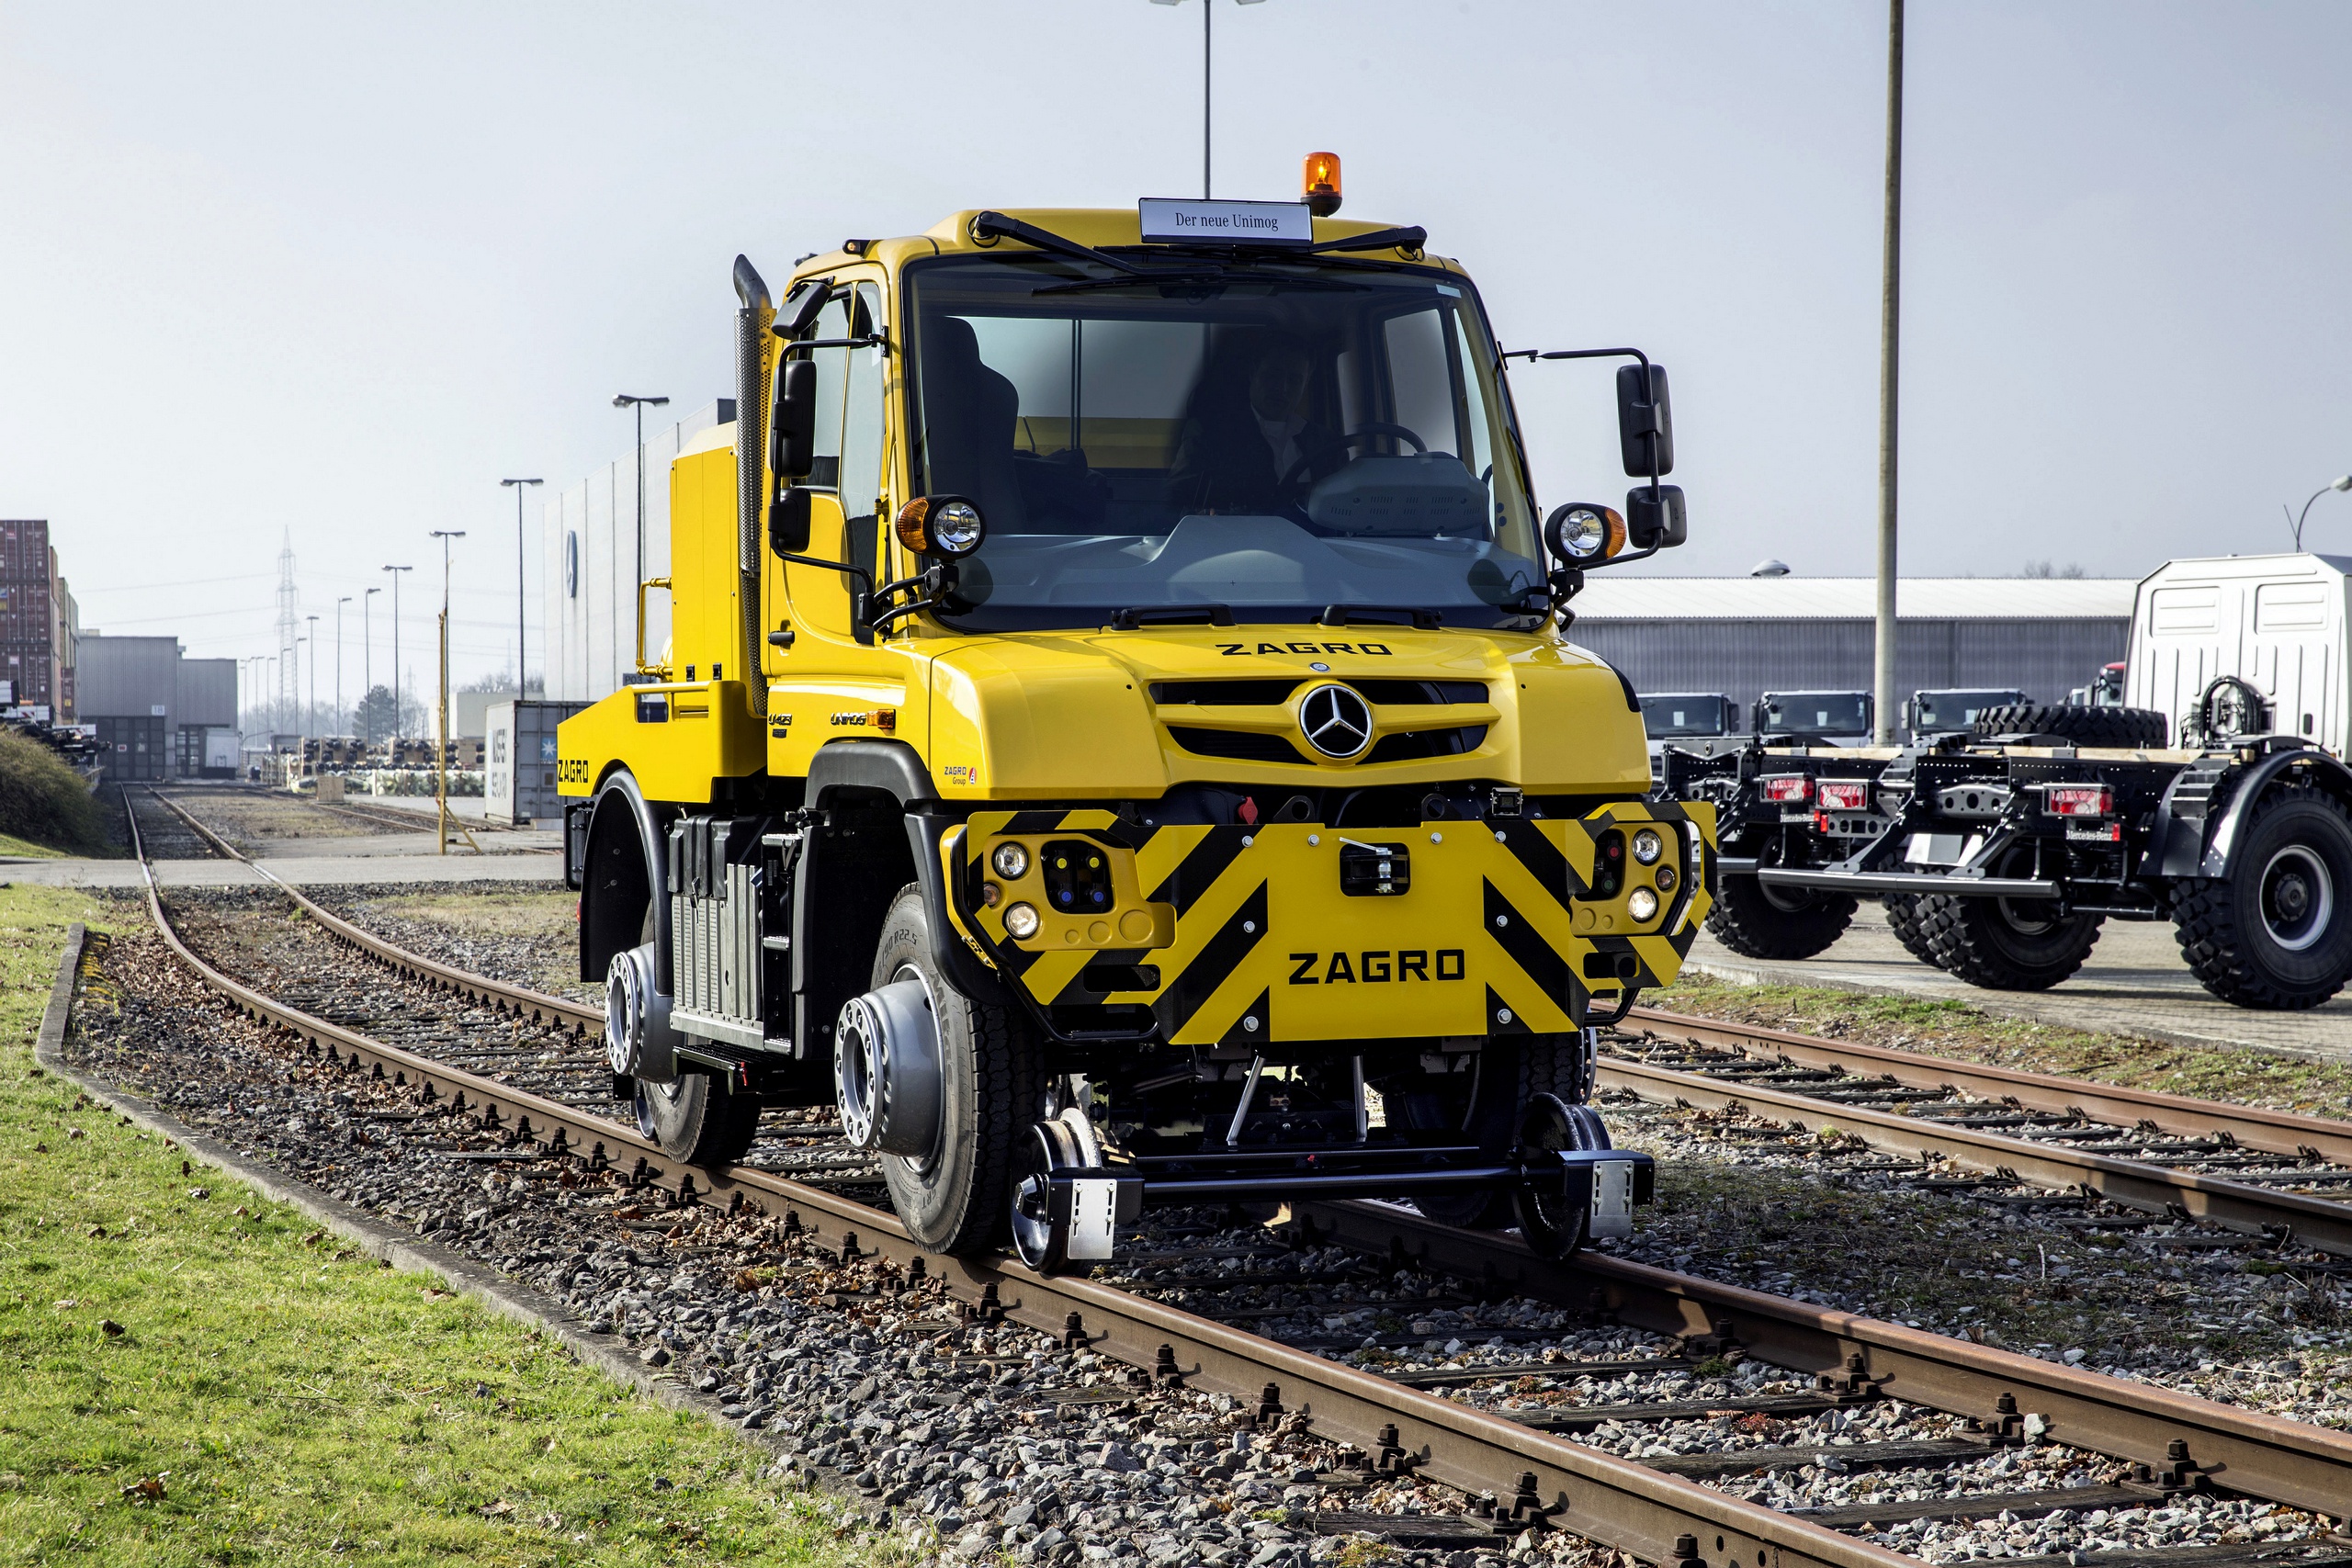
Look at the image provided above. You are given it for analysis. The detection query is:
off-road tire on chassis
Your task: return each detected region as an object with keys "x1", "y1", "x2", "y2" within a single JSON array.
[
  {"x1": 1917, "y1": 888, "x2": 2104, "y2": 991},
  {"x1": 2171, "y1": 784, "x2": 2352, "y2": 1010},
  {"x1": 1708, "y1": 845, "x2": 1857, "y2": 960},
  {"x1": 1972, "y1": 703, "x2": 2169, "y2": 749},
  {"x1": 1882, "y1": 893, "x2": 1944, "y2": 966}
]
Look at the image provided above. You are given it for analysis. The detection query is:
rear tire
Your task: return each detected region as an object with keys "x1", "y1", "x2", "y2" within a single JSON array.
[
  {"x1": 1707, "y1": 842, "x2": 1856, "y2": 960},
  {"x1": 870, "y1": 887, "x2": 1044, "y2": 1254},
  {"x1": 1917, "y1": 889, "x2": 2103, "y2": 991},
  {"x1": 1882, "y1": 894, "x2": 1945, "y2": 967},
  {"x1": 2171, "y1": 784, "x2": 2352, "y2": 1010},
  {"x1": 637, "y1": 1072, "x2": 762, "y2": 1167},
  {"x1": 1973, "y1": 703, "x2": 2167, "y2": 749}
]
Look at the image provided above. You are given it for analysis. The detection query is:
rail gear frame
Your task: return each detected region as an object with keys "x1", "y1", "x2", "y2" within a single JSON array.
[{"x1": 562, "y1": 201, "x2": 1713, "y2": 1267}]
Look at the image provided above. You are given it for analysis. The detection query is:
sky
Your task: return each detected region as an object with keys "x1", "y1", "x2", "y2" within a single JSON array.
[{"x1": 3, "y1": 0, "x2": 2349, "y2": 710}]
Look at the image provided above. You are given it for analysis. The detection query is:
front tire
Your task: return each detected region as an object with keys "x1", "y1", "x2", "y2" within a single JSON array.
[
  {"x1": 870, "y1": 887, "x2": 1043, "y2": 1254},
  {"x1": 2171, "y1": 784, "x2": 2352, "y2": 1010}
]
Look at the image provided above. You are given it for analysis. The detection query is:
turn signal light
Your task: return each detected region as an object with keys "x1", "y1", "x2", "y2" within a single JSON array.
[
  {"x1": 1303, "y1": 151, "x2": 1341, "y2": 216},
  {"x1": 1817, "y1": 780, "x2": 1870, "y2": 811},
  {"x1": 2047, "y1": 784, "x2": 2115, "y2": 818},
  {"x1": 1761, "y1": 775, "x2": 1812, "y2": 804}
]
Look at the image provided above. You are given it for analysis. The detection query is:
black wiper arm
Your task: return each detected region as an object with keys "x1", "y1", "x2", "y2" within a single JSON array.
[
  {"x1": 1034, "y1": 270, "x2": 1365, "y2": 299},
  {"x1": 1108, "y1": 604, "x2": 1236, "y2": 630},
  {"x1": 1318, "y1": 604, "x2": 1442, "y2": 631},
  {"x1": 1306, "y1": 224, "x2": 1427, "y2": 255},
  {"x1": 969, "y1": 210, "x2": 1144, "y2": 275}
]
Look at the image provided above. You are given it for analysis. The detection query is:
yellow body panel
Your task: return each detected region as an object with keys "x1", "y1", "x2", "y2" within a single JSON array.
[{"x1": 554, "y1": 206, "x2": 1713, "y2": 1030}]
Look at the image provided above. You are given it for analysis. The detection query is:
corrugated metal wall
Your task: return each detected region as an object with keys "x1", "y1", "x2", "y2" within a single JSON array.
[
  {"x1": 175, "y1": 658, "x2": 238, "y2": 728},
  {"x1": 1568, "y1": 616, "x2": 2128, "y2": 716}
]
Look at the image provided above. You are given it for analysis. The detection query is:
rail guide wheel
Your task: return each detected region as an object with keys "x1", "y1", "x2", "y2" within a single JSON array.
[
  {"x1": 1010, "y1": 1106, "x2": 1136, "y2": 1274},
  {"x1": 1513, "y1": 1093, "x2": 1633, "y2": 1258}
]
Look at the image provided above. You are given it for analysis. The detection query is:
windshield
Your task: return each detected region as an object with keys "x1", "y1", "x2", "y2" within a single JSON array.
[
  {"x1": 1640, "y1": 694, "x2": 1733, "y2": 737},
  {"x1": 1913, "y1": 690, "x2": 2021, "y2": 730},
  {"x1": 1760, "y1": 694, "x2": 1871, "y2": 735},
  {"x1": 905, "y1": 253, "x2": 1541, "y2": 630}
]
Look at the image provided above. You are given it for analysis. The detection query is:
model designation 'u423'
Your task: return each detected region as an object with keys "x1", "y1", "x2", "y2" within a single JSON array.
[{"x1": 557, "y1": 191, "x2": 1710, "y2": 1271}]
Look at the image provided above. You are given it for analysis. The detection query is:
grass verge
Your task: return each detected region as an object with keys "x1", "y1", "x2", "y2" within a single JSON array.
[
  {"x1": 1647, "y1": 974, "x2": 2352, "y2": 1121},
  {"x1": 0, "y1": 884, "x2": 864, "y2": 1566}
]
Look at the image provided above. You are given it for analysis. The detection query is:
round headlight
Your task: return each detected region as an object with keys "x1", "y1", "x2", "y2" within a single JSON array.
[
  {"x1": 1003, "y1": 901, "x2": 1041, "y2": 940},
  {"x1": 990, "y1": 841, "x2": 1030, "y2": 879},
  {"x1": 1654, "y1": 864, "x2": 1678, "y2": 892},
  {"x1": 1627, "y1": 886, "x2": 1660, "y2": 922},
  {"x1": 1544, "y1": 503, "x2": 1624, "y2": 565},
  {"x1": 931, "y1": 499, "x2": 986, "y2": 557},
  {"x1": 1558, "y1": 508, "x2": 1607, "y2": 558},
  {"x1": 1631, "y1": 829, "x2": 1664, "y2": 864}
]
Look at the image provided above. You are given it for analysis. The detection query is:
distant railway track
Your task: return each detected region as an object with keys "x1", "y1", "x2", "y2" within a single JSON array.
[
  {"x1": 1602, "y1": 1009, "x2": 2352, "y2": 1258},
  {"x1": 100, "y1": 786, "x2": 2352, "y2": 1564}
]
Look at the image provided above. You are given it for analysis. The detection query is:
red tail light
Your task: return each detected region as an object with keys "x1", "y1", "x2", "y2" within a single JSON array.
[
  {"x1": 1817, "y1": 780, "x2": 1869, "y2": 811},
  {"x1": 1761, "y1": 775, "x2": 1811, "y2": 804},
  {"x1": 2046, "y1": 784, "x2": 2114, "y2": 818}
]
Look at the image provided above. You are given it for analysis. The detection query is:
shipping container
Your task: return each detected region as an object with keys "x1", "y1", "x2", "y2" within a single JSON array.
[
  {"x1": 485, "y1": 699, "x2": 587, "y2": 824},
  {"x1": 0, "y1": 521, "x2": 53, "y2": 582}
]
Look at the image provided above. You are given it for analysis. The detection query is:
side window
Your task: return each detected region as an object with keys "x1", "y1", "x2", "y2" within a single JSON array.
[
  {"x1": 798, "y1": 293, "x2": 851, "y2": 491},
  {"x1": 841, "y1": 282, "x2": 888, "y2": 601}
]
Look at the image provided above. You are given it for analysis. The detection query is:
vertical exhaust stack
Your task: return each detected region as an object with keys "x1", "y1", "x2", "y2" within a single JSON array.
[{"x1": 731, "y1": 255, "x2": 774, "y2": 717}]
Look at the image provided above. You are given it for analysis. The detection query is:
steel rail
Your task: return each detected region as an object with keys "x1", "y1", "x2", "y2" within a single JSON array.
[
  {"x1": 142, "y1": 788, "x2": 598, "y2": 1032},
  {"x1": 1296, "y1": 1202, "x2": 2352, "y2": 1522},
  {"x1": 1627, "y1": 1004, "x2": 2352, "y2": 1168},
  {"x1": 1593, "y1": 1053, "x2": 2352, "y2": 1258},
  {"x1": 117, "y1": 794, "x2": 1914, "y2": 1568},
  {"x1": 126, "y1": 790, "x2": 2352, "y2": 1542}
]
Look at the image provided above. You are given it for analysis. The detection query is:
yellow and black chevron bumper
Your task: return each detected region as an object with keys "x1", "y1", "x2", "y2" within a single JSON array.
[{"x1": 943, "y1": 802, "x2": 1714, "y2": 1045}]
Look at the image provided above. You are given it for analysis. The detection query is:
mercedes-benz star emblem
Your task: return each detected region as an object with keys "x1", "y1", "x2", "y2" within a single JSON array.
[{"x1": 1297, "y1": 682, "x2": 1374, "y2": 760}]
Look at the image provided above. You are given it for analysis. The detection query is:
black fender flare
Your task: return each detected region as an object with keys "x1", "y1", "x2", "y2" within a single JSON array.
[
  {"x1": 581, "y1": 768, "x2": 671, "y2": 989},
  {"x1": 2148, "y1": 746, "x2": 2352, "y2": 880},
  {"x1": 803, "y1": 739, "x2": 1012, "y2": 1007}
]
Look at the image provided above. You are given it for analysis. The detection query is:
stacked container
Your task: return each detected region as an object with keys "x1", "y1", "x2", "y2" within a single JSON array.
[{"x1": 0, "y1": 521, "x2": 58, "y2": 713}]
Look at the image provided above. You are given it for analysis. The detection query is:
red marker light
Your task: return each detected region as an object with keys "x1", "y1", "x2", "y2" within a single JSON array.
[
  {"x1": 1817, "y1": 780, "x2": 1869, "y2": 811},
  {"x1": 1761, "y1": 775, "x2": 1812, "y2": 804},
  {"x1": 2046, "y1": 784, "x2": 2114, "y2": 818}
]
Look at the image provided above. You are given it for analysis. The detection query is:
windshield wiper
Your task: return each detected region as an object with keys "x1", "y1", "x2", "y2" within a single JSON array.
[
  {"x1": 1109, "y1": 604, "x2": 1236, "y2": 630},
  {"x1": 1319, "y1": 604, "x2": 1442, "y2": 631},
  {"x1": 1033, "y1": 269, "x2": 1366, "y2": 299},
  {"x1": 1306, "y1": 225, "x2": 1428, "y2": 254},
  {"x1": 969, "y1": 210, "x2": 1144, "y2": 275}
]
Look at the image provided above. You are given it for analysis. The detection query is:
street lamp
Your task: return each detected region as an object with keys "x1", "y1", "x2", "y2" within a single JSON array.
[
  {"x1": 363, "y1": 587, "x2": 381, "y2": 742},
  {"x1": 614, "y1": 396, "x2": 668, "y2": 690},
  {"x1": 2291, "y1": 475, "x2": 2352, "y2": 551},
  {"x1": 304, "y1": 615, "x2": 320, "y2": 740},
  {"x1": 383, "y1": 565, "x2": 413, "y2": 739},
  {"x1": 502, "y1": 477, "x2": 543, "y2": 699},
  {"x1": 428, "y1": 529, "x2": 468, "y2": 855},
  {"x1": 335, "y1": 596, "x2": 352, "y2": 738},
  {"x1": 1148, "y1": 0, "x2": 1268, "y2": 198}
]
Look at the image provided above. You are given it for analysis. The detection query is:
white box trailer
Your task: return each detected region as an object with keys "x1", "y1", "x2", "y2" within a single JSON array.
[
  {"x1": 2126, "y1": 552, "x2": 2350, "y2": 757},
  {"x1": 486, "y1": 699, "x2": 587, "y2": 825}
]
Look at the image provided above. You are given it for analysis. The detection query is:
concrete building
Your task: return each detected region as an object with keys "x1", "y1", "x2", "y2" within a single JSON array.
[
  {"x1": 542, "y1": 399, "x2": 733, "y2": 704},
  {"x1": 1566, "y1": 576, "x2": 2137, "y2": 720},
  {"x1": 76, "y1": 636, "x2": 239, "y2": 781}
]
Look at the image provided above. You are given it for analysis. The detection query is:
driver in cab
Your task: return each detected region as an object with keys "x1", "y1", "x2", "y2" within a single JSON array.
[{"x1": 1166, "y1": 331, "x2": 1342, "y2": 514}]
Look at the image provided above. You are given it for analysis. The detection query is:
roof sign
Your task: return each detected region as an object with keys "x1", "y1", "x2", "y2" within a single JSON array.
[{"x1": 1138, "y1": 197, "x2": 1311, "y2": 245}]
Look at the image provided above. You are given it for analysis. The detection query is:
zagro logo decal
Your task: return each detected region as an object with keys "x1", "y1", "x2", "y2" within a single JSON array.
[
  {"x1": 1287, "y1": 950, "x2": 1465, "y2": 985},
  {"x1": 1217, "y1": 641, "x2": 1392, "y2": 657},
  {"x1": 557, "y1": 758, "x2": 591, "y2": 784}
]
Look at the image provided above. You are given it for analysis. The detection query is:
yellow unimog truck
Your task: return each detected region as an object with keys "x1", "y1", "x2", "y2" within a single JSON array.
[{"x1": 561, "y1": 182, "x2": 1714, "y2": 1269}]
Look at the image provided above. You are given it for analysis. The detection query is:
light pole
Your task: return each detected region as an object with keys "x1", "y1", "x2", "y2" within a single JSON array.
[
  {"x1": 2290, "y1": 475, "x2": 2352, "y2": 550},
  {"x1": 614, "y1": 395, "x2": 667, "y2": 691},
  {"x1": 335, "y1": 596, "x2": 352, "y2": 738},
  {"x1": 383, "y1": 565, "x2": 412, "y2": 741},
  {"x1": 1871, "y1": 0, "x2": 1905, "y2": 746},
  {"x1": 502, "y1": 477, "x2": 543, "y2": 698},
  {"x1": 363, "y1": 587, "x2": 381, "y2": 741},
  {"x1": 429, "y1": 529, "x2": 469, "y2": 855},
  {"x1": 1148, "y1": 0, "x2": 1268, "y2": 197},
  {"x1": 304, "y1": 615, "x2": 319, "y2": 740}
]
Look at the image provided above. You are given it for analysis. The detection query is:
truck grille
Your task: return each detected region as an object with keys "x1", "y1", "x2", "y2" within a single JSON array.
[{"x1": 1166, "y1": 727, "x2": 1307, "y2": 764}]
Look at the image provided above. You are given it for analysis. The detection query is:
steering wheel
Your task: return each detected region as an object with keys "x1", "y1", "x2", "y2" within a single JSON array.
[{"x1": 1281, "y1": 422, "x2": 1427, "y2": 487}]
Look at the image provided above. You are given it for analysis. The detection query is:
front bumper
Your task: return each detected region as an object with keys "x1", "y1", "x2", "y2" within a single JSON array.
[{"x1": 945, "y1": 802, "x2": 1715, "y2": 1044}]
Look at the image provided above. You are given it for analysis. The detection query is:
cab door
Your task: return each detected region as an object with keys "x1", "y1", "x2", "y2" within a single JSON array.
[{"x1": 769, "y1": 275, "x2": 899, "y2": 777}]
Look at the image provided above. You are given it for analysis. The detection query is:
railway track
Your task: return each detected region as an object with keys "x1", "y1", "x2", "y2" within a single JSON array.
[
  {"x1": 108, "y1": 787, "x2": 2352, "y2": 1567},
  {"x1": 1601, "y1": 1010, "x2": 2352, "y2": 1258}
]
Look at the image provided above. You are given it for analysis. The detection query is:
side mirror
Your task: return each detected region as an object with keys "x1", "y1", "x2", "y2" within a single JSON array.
[
  {"x1": 771, "y1": 358, "x2": 818, "y2": 480},
  {"x1": 1615, "y1": 363, "x2": 1673, "y2": 479},
  {"x1": 1624, "y1": 484, "x2": 1686, "y2": 549},
  {"x1": 768, "y1": 487, "x2": 811, "y2": 555}
]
